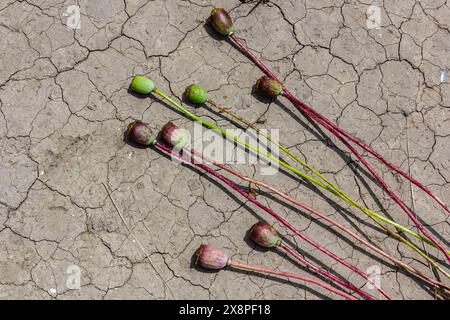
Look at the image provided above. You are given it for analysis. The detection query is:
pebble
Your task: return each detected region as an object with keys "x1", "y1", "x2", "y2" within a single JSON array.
[{"x1": 440, "y1": 68, "x2": 448, "y2": 83}]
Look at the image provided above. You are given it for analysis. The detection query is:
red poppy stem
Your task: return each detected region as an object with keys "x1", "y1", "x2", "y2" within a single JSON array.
[
  {"x1": 229, "y1": 33, "x2": 449, "y2": 215},
  {"x1": 284, "y1": 91, "x2": 450, "y2": 262},
  {"x1": 189, "y1": 146, "x2": 450, "y2": 289},
  {"x1": 228, "y1": 33, "x2": 450, "y2": 262},
  {"x1": 154, "y1": 142, "x2": 392, "y2": 299},
  {"x1": 286, "y1": 92, "x2": 450, "y2": 214},
  {"x1": 278, "y1": 242, "x2": 377, "y2": 300},
  {"x1": 229, "y1": 260, "x2": 357, "y2": 300},
  {"x1": 189, "y1": 148, "x2": 450, "y2": 290}
]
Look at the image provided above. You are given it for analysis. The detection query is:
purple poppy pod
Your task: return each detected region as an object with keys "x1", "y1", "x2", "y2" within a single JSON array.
[
  {"x1": 160, "y1": 122, "x2": 189, "y2": 148},
  {"x1": 249, "y1": 221, "x2": 281, "y2": 248},
  {"x1": 127, "y1": 120, "x2": 157, "y2": 146},
  {"x1": 256, "y1": 76, "x2": 282, "y2": 98},
  {"x1": 208, "y1": 8, "x2": 233, "y2": 36},
  {"x1": 195, "y1": 244, "x2": 229, "y2": 270}
]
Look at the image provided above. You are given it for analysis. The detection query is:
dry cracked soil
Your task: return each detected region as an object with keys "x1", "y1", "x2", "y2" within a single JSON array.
[{"x1": 0, "y1": 0, "x2": 449, "y2": 300}]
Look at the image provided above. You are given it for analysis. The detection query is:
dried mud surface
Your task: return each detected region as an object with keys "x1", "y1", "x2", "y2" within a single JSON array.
[{"x1": 0, "y1": 0, "x2": 449, "y2": 299}]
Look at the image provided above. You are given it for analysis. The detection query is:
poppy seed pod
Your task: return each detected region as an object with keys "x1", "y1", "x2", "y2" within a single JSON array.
[
  {"x1": 127, "y1": 120, "x2": 157, "y2": 146},
  {"x1": 249, "y1": 221, "x2": 281, "y2": 248},
  {"x1": 195, "y1": 244, "x2": 229, "y2": 270},
  {"x1": 208, "y1": 8, "x2": 233, "y2": 36},
  {"x1": 160, "y1": 122, "x2": 189, "y2": 148},
  {"x1": 185, "y1": 84, "x2": 208, "y2": 104},
  {"x1": 131, "y1": 75, "x2": 154, "y2": 95},
  {"x1": 256, "y1": 76, "x2": 282, "y2": 98}
]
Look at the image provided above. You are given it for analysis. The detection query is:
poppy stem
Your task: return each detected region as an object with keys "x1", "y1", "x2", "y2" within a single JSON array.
[
  {"x1": 284, "y1": 91, "x2": 450, "y2": 262},
  {"x1": 227, "y1": 33, "x2": 450, "y2": 262},
  {"x1": 277, "y1": 241, "x2": 377, "y2": 300},
  {"x1": 154, "y1": 141, "x2": 392, "y2": 299},
  {"x1": 149, "y1": 87, "x2": 430, "y2": 248},
  {"x1": 200, "y1": 99, "x2": 449, "y2": 279},
  {"x1": 228, "y1": 260, "x2": 357, "y2": 300},
  {"x1": 188, "y1": 147, "x2": 450, "y2": 291}
]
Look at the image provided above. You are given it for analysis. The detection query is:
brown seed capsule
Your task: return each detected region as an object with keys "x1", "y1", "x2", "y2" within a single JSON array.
[
  {"x1": 249, "y1": 221, "x2": 281, "y2": 248},
  {"x1": 127, "y1": 120, "x2": 157, "y2": 146},
  {"x1": 208, "y1": 8, "x2": 233, "y2": 36},
  {"x1": 160, "y1": 121, "x2": 189, "y2": 148},
  {"x1": 195, "y1": 244, "x2": 229, "y2": 270},
  {"x1": 256, "y1": 76, "x2": 282, "y2": 98}
]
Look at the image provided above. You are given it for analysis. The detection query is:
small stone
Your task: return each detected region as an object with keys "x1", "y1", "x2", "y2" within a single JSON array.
[{"x1": 440, "y1": 68, "x2": 448, "y2": 83}]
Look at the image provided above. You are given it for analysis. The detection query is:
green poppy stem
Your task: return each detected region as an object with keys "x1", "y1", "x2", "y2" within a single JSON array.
[
  {"x1": 151, "y1": 88, "x2": 436, "y2": 247},
  {"x1": 203, "y1": 98, "x2": 450, "y2": 267}
]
